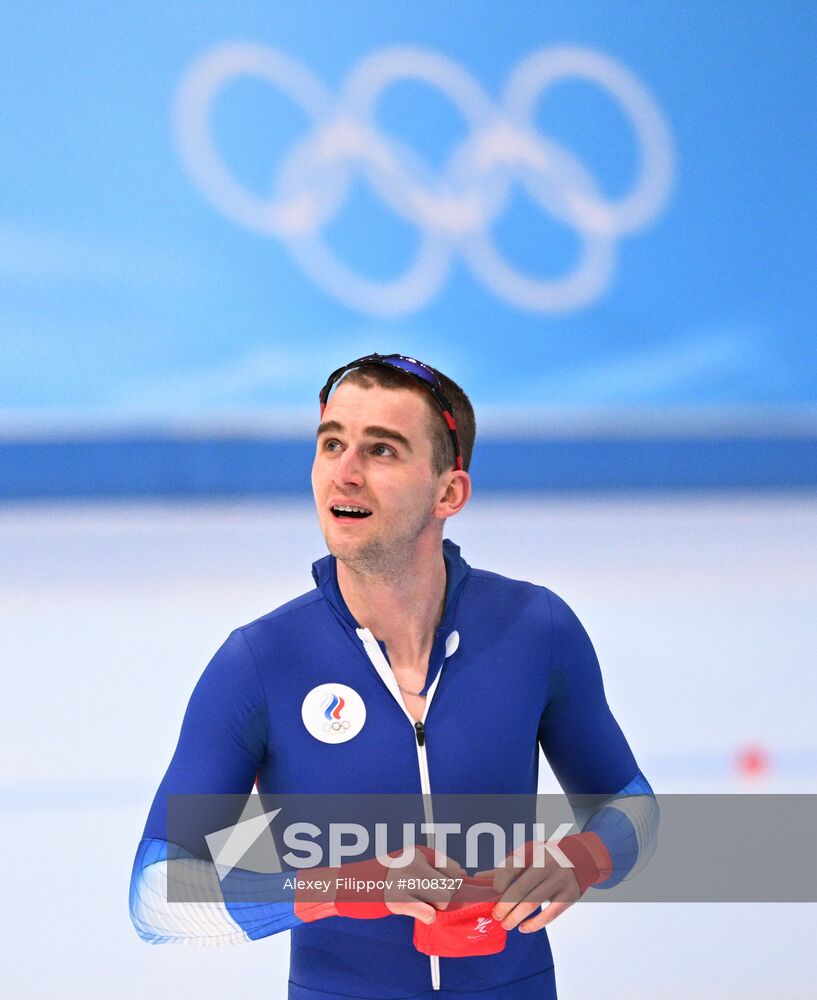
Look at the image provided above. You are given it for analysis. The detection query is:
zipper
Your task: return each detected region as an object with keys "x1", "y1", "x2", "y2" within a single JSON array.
[
  {"x1": 412, "y1": 717, "x2": 439, "y2": 991},
  {"x1": 356, "y1": 628, "x2": 457, "y2": 993}
]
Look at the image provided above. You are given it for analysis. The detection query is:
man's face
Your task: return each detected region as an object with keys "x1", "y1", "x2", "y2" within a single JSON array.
[{"x1": 311, "y1": 380, "x2": 444, "y2": 576}]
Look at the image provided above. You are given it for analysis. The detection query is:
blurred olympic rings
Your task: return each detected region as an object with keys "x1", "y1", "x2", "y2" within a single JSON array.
[{"x1": 174, "y1": 44, "x2": 674, "y2": 316}]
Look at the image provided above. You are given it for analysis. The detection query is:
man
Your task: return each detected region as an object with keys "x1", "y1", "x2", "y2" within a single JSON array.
[{"x1": 130, "y1": 353, "x2": 657, "y2": 999}]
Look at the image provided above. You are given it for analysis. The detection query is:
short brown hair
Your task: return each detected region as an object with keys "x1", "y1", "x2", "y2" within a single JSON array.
[{"x1": 340, "y1": 362, "x2": 476, "y2": 474}]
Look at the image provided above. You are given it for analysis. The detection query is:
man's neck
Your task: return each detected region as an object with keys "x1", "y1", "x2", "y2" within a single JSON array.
[{"x1": 336, "y1": 540, "x2": 447, "y2": 664}]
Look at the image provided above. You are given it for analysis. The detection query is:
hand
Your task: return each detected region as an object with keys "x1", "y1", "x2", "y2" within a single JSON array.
[
  {"x1": 475, "y1": 833, "x2": 608, "y2": 935},
  {"x1": 384, "y1": 844, "x2": 467, "y2": 925}
]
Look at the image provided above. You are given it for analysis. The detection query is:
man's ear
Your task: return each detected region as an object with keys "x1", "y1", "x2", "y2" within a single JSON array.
[{"x1": 435, "y1": 470, "x2": 471, "y2": 520}]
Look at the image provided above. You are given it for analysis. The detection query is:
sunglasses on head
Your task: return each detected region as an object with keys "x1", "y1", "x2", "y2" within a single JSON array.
[{"x1": 318, "y1": 353, "x2": 463, "y2": 471}]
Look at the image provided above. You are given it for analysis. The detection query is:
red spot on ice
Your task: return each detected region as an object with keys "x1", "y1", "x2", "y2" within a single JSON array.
[{"x1": 736, "y1": 745, "x2": 770, "y2": 777}]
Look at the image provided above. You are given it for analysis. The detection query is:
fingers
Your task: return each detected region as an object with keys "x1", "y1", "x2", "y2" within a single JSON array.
[
  {"x1": 495, "y1": 872, "x2": 579, "y2": 932},
  {"x1": 491, "y1": 864, "x2": 554, "y2": 923},
  {"x1": 493, "y1": 864, "x2": 525, "y2": 894},
  {"x1": 518, "y1": 899, "x2": 573, "y2": 933},
  {"x1": 492, "y1": 884, "x2": 550, "y2": 930},
  {"x1": 425, "y1": 855, "x2": 466, "y2": 882},
  {"x1": 384, "y1": 846, "x2": 461, "y2": 914},
  {"x1": 406, "y1": 872, "x2": 456, "y2": 911},
  {"x1": 476, "y1": 843, "x2": 550, "y2": 893},
  {"x1": 386, "y1": 847, "x2": 577, "y2": 933},
  {"x1": 385, "y1": 899, "x2": 439, "y2": 924},
  {"x1": 473, "y1": 864, "x2": 521, "y2": 894},
  {"x1": 386, "y1": 882, "x2": 452, "y2": 912}
]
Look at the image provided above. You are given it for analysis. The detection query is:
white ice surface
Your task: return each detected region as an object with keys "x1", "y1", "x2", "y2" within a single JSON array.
[{"x1": 1, "y1": 493, "x2": 815, "y2": 998}]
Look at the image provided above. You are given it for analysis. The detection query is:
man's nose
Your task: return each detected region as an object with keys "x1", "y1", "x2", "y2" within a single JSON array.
[{"x1": 334, "y1": 446, "x2": 364, "y2": 487}]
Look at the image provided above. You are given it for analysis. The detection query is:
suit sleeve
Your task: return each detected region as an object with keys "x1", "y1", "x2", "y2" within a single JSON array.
[
  {"x1": 129, "y1": 628, "x2": 303, "y2": 944},
  {"x1": 538, "y1": 591, "x2": 659, "y2": 889}
]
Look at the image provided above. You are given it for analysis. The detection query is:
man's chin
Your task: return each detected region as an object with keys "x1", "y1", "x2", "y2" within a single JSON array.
[
  {"x1": 325, "y1": 534, "x2": 391, "y2": 577},
  {"x1": 322, "y1": 530, "x2": 371, "y2": 565}
]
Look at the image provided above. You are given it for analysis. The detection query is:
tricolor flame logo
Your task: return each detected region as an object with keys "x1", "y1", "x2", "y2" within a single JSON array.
[{"x1": 321, "y1": 692, "x2": 346, "y2": 721}]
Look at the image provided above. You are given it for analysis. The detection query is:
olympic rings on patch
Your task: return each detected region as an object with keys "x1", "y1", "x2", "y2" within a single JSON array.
[{"x1": 323, "y1": 720, "x2": 352, "y2": 733}]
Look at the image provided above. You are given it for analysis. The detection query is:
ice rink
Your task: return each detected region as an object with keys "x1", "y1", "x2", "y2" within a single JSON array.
[{"x1": 2, "y1": 493, "x2": 816, "y2": 998}]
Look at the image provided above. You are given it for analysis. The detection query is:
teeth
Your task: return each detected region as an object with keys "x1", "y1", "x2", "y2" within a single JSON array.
[{"x1": 332, "y1": 505, "x2": 370, "y2": 513}]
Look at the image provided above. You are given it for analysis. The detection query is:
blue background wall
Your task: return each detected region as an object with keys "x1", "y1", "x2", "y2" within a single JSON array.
[{"x1": 2, "y1": 1, "x2": 815, "y2": 496}]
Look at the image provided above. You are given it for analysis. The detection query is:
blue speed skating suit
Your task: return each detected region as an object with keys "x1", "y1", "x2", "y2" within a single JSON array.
[{"x1": 130, "y1": 539, "x2": 657, "y2": 999}]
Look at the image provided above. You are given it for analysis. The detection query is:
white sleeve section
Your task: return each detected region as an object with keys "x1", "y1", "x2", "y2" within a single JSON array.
[
  {"x1": 569, "y1": 771, "x2": 660, "y2": 884},
  {"x1": 131, "y1": 858, "x2": 250, "y2": 947},
  {"x1": 606, "y1": 793, "x2": 660, "y2": 878}
]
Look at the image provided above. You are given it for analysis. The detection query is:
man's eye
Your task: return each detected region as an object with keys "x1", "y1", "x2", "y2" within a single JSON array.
[
  {"x1": 323, "y1": 439, "x2": 341, "y2": 451},
  {"x1": 372, "y1": 444, "x2": 395, "y2": 457}
]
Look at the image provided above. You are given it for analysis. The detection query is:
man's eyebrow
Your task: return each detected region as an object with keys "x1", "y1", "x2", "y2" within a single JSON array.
[
  {"x1": 316, "y1": 421, "x2": 412, "y2": 451},
  {"x1": 363, "y1": 425, "x2": 412, "y2": 450},
  {"x1": 316, "y1": 420, "x2": 343, "y2": 437}
]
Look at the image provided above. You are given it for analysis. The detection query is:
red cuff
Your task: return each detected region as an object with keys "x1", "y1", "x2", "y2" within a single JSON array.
[
  {"x1": 333, "y1": 859, "x2": 392, "y2": 921},
  {"x1": 558, "y1": 832, "x2": 613, "y2": 896}
]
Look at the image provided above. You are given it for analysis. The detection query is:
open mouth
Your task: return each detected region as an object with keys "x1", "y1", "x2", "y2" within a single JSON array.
[{"x1": 330, "y1": 505, "x2": 372, "y2": 519}]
